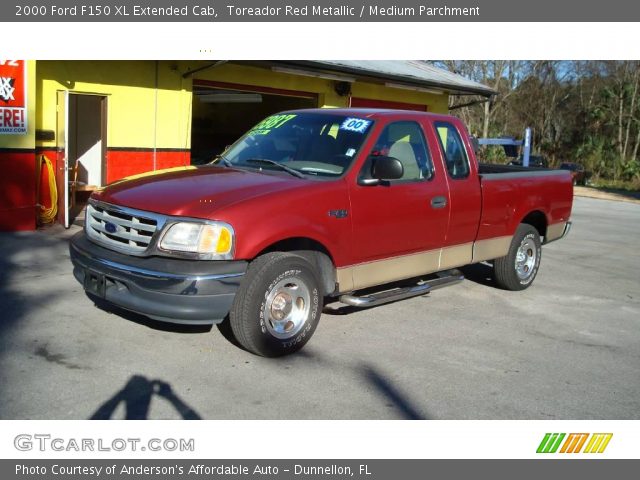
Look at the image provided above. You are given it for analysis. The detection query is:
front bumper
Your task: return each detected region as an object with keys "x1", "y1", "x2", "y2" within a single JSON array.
[{"x1": 69, "y1": 232, "x2": 247, "y2": 325}]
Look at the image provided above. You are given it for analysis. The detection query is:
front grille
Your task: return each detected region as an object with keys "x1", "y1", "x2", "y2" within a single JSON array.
[{"x1": 86, "y1": 202, "x2": 158, "y2": 254}]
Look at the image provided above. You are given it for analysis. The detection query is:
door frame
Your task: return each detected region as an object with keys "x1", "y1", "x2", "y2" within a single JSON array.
[{"x1": 56, "y1": 91, "x2": 108, "y2": 228}]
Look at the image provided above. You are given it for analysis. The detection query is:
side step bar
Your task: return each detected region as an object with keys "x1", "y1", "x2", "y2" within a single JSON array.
[{"x1": 339, "y1": 270, "x2": 464, "y2": 308}]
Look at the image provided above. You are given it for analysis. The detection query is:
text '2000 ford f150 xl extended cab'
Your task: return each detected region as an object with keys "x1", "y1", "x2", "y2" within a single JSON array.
[{"x1": 70, "y1": 109, "x2": 573, "y2": 357}]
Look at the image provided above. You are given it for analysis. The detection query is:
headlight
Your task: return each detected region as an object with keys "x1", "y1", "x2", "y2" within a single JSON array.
[{"x1": 159, "y1": 222, "x2": 234, "y2": 259}]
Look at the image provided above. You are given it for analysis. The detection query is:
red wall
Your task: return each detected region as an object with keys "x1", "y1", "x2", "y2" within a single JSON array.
[
  {"x1": 0, "y1": 150, "x2": 36, "y2": 231},
  {"x1": 36, "y1": 148, "x2": 57, "y2": 221},
  {"x1": 106, "y1": 149, "x2": 190, "y2": 184},
  {"x1": 350, "y1": 97, "x2": 428, "y2": 112},
  {"x1": 2, "y1": 148, "x2": 190, "y2": 231}
]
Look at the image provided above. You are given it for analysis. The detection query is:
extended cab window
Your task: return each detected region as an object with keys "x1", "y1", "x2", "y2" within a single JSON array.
[
  {"x1": 435, "y1": 122, "x2": 470, "y2": 179},
  {"x1": 363, "y1": 121, "x2": 433, "y2": 182}
]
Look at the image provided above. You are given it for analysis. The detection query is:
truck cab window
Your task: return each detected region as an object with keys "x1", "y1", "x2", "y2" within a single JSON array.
[
  {"x1": 363, "y1": 121, "x2": 433, "y2": 182},
  {"x1": 223, "y1": 112, "x2": 374, "y2": 178},
  {"x1": 435, "y1": 122, "x2": 470, "y2": 179}
]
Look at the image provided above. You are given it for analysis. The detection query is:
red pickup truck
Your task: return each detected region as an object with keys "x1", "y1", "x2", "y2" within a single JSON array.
[{"x1": 70, "y1": 109, "x2": 573, "y2": 356}]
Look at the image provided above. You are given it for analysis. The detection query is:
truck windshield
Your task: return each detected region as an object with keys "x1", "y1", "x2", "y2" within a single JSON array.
[{"x1": 221, "y1": 112, "x2": 374, "y2": 177}]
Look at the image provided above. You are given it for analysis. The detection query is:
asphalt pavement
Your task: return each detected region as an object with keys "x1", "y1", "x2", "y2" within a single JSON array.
[{"x1": 0, "y1": 196, "x2": 638, "y2": 419}]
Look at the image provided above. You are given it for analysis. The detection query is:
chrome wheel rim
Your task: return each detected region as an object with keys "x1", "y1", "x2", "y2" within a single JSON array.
[
  {"x1": 515, "y1": 238, "x2": 537, "y2": 280},
  {"x1": 263, "y1": 276, "x2": 311, "y2": 339}
]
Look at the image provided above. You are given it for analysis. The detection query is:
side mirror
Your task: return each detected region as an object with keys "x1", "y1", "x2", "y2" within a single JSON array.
[
  {"x1": 359, "y1": 156, "x2": 404, "y2": 186},
  {"x1": 372, "y1": 156, "x2": 403, "y2": 180},
  {"x1": 359, "y1": 156, "x2": 403, "y2": 186}
]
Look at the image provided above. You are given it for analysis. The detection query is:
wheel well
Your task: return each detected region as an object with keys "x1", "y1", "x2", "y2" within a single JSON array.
[
  {"x1": 257, "y1": 238, "x2": 336, "y2": 296},
  {"x1": 521, "y1": 210, "x2": 547, "y2": 239}
]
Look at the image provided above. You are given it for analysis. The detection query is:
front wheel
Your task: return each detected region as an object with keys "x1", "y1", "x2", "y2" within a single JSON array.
[
  {"x1": 493, "y1": 224, "x2": 542, "y2": 291},
  {"x1": 228, "y1": 252, "x2": 322, "y2": 357}
]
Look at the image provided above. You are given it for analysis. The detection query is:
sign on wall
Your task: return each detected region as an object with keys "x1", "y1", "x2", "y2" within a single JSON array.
[{"x1": 0, "y1": 60, "x2": 27, "y2": 135}]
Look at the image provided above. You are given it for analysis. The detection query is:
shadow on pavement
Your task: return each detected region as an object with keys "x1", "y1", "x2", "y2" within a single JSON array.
[
  {"x1": 90, "y1": 296, "x2": 212, "y2": 334},
  {"x1": 90, "y1": 375, "x2": 201, "y2": 420},
  {"x1": 0, "y1": 229, "x2": 74, "y2": 416},
  {"x1": 295, "y1": 349, "x2": 430, "y2": 420},
  {"x1": 361, "y1": 364, "x2": 427, "y2": 420},
  {"x1": 459, "y1": 262, "x2": 497, "y2": 288}
]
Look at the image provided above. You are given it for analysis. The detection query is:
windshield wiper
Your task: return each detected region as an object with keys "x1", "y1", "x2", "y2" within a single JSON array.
[
  {"x1": 245, "y1": 158, "x2": 305, "y2": 179},
  {"x1": 212, "y1": 154, "x2": 233, "y2": 167}
]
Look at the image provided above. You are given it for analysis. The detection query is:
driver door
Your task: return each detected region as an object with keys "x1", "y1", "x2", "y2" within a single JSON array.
[{"x1": 347, "y1": 120, "x2": 450, "y2": 290}]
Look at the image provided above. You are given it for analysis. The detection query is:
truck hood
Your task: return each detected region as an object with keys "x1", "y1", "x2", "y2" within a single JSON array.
[{"x1": 93, "y1": 165, "x2": 304, "y2": 218}]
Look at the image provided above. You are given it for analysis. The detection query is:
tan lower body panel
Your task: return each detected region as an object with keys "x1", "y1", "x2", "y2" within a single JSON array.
[
  {"x1": 545, "y1": 221, "x2": 567, "y2": 242},
  {"x1": 472, "y1": 235, "x2": 513, "y2": 263},
  {"x1": 336, "y1": 236, "x2": 515, "y2": 293},
  {"x1": 350, "y1": 249, "x2": 441, "y2": 291},
  {"x1": 439, "y1": 242, "x2": 473, "y2": 270}
]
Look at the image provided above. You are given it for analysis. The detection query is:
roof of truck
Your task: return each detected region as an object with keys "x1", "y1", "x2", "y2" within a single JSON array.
[{"x1": 282, "y1": 108, "x2": 455, "y2": 119}]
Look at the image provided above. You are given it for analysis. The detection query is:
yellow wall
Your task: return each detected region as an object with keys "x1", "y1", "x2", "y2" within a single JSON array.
[
  {"x1": 34, "y1": 60, "x2": 450, "y2": 152},
  {"x1": 0, "y1": 60, "x2": 36, "y2": 150},
  {"x1": 184, "y1": 62, "x2": 449, "y2": 112},
  {"x1": 351, "y1": 82, "x2": 449, "y2": 112},
  {"x1": 36, "y1": 61, "x2": 192, "y2": 150}
]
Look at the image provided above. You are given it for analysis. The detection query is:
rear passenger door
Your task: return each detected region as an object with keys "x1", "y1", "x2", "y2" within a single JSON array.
[
  {"x1": 347, "y1": 120, "x2": 450, "y2": 289},
  {"x1": 433, "y1": 120, "x2": 482, "y2": 267}
]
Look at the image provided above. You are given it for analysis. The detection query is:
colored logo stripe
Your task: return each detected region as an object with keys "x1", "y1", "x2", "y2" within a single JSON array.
[
  {"x1": 583, "y1": 433, "x2": 613, "y2": 453},
  {"x1": 560, "y1": 433, "x2": 589, "y2": 453},
  {"x1": 537, "y1": 433, "x2": 566, "y2": 453},
  {"x1": 537, "y1": 433, "x2": 613, "y2": 453}
]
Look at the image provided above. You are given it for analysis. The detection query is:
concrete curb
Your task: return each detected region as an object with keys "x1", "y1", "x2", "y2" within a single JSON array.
[{"x1": 573, "y1": 186, "x2": 640, "y2": 205}]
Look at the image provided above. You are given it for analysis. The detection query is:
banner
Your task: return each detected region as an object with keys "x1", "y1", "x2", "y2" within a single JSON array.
[
  {"x1": 3, "y1": 1, "x2": 640, "y2": 22},
  {"x1": 0, "y1": 60, "x2": 27, "y2": 135}
]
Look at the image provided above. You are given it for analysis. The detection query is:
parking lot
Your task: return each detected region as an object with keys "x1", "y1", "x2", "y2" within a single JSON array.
[{"x1": 0, "y1": 196, "x2": 638, "y2": 419}]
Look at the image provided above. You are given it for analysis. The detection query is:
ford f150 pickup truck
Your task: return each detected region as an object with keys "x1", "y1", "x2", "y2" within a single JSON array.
[{"x1": 70, "y1": 109, "x2": 573, "y2": 357}]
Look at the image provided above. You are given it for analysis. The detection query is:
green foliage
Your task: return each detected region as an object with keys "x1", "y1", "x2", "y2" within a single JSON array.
[
  {"x1": 442, "y1": 60, "x2": 640, "y2": 180},
  {"x1": 620, "y1": 159, "x2": 640, "y2": 180}
]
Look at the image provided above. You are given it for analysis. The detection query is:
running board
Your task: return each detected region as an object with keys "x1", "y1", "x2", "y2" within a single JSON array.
[{"x1": 339, "y1": 270, "x2": 464, "y2": 308}]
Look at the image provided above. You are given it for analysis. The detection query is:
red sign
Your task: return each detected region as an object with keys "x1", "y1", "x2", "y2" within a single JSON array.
[{"x1": 0, "y1": 60, "x2": 27, "y2": 135}]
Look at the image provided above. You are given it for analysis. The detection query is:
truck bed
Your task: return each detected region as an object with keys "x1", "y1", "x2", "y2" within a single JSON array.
[
  {"x1": 476, "y1": 163, "x2": 573, "y2": 243},
  {"x1": 478, "y1": 163, "x2": 558, "y2": 176}
]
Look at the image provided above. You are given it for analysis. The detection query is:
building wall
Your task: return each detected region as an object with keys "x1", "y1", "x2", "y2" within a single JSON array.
[
  {"x1": 36, "y1": 60, "x2": 193, "y2": 184},
  {"x1": 186, "y1": 62, "x2": 449, "y2": 112},
  {"x1": 351, "y1": 81, "x2": 449, "y2": 112},
  {"x1": 0, "y1": 60, "x2": 37, "y2": 231},
  {"x1": 1, "y1": 60, "x2": 454, "y2": 231}
]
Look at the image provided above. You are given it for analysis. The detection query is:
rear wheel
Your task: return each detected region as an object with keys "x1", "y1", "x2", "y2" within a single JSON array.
[
  {"x1": 228, "y1": 252, "x2": 322, "y2": 357},
  {"x1": 494, "y1": 224, "x2": 542, "y2": 291}
]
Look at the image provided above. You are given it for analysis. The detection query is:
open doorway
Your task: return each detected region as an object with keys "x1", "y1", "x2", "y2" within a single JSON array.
[
  {"x1": 56, "y1": 92, "x2": 107, "y2": 227},
  {"x1": 191, "y1": 82, "x2": 317, "y2": 164}
]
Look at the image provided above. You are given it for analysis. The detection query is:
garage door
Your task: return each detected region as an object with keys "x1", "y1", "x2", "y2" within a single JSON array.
[{"x1": 191, "y1": 80, "x2": 318, "y2": 164}]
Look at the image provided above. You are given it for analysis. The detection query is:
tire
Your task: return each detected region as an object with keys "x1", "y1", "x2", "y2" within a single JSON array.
[
  {"x1": 228, "y1": 252, "x2": 322, "y2": 357},
  {"x1": 493, "y1": 224, "x2": 542, "y2": 291}
]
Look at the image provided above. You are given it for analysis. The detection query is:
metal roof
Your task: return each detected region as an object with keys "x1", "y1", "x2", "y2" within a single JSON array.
[{"x1": 281, "y1": 60, "x2": 495, "y2": 97}]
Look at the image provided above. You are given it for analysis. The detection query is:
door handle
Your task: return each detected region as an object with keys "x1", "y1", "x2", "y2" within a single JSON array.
[{"x1": 431, "y1": 196, "x2": 447, "y2": 209}]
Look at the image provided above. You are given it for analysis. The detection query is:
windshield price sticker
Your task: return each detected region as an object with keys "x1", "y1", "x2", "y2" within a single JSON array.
[
  {"x1": 249, "y1": 114, "x2": 296, "y2": 135},
  {"x1": 340, "y1": 117, "x2": 371, "y2": 133}
]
